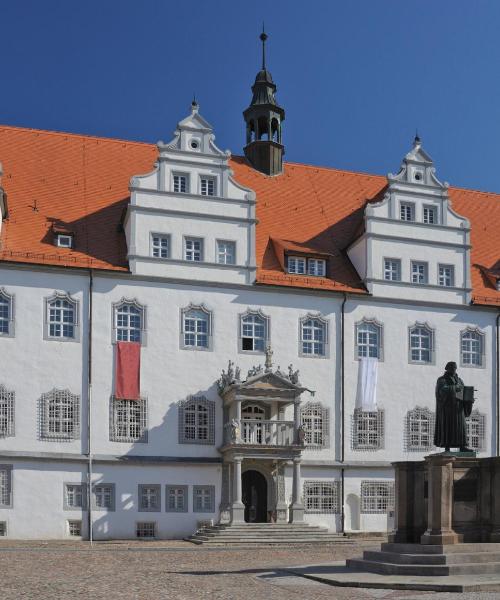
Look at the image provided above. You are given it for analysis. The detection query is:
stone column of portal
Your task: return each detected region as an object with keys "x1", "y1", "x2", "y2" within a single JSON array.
[
  {"x1": 290, "y1": 458, "x2": 304, "y2": 522},
  {"x1": 293, "y1": 399, "x2": 301, "y2": 444},
  {"x1": 275, "y1": 462, "x2": 288, "y2": 523},
  {"x1": 490, "y1": 457, "x2": 500, "y2": 542},
  {"x1": 421, "y1": 454, "x2": 461, "y2": 545},
  {"x1": 231, "y1": 457, "x2": 245, "y2": 523}
]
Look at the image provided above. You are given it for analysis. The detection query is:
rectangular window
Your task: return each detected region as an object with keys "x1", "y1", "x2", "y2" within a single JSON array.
[
  {"x1": 64, "y1": 484, "x2": 85, "y2": 510},
  {"x1": 47, "y1": 296, "x2": 77, "y2": 340},
  {"x1": 182, "y1": 309, "x2": 210, "y2": 349},
  {"x1": 56, "y1": 234, "x2": 73, "y2": 248},
  {"x1": 423, "y1": 205, "x2": 437, "y2": 224},
  {"x1": 411, "y1": 261, "x2": 428, "y2": 284},
  {"x1": 136, "y1": 522, "x2": 156, "y2": 538},
  {"x1": 301, "y1": 318, "x2": 327, "y2": 357},
  {"x1": 308, "y1": 259, "x2": 326, "y2": 277},
  {"x1": 352, "y1": 409, "x2": 384, "y2": 450},
  {"x1": 173, "y1": 174, "x2": 188, "y2": 193},
  {"x1": 0, "y1": 387, "x2": 14, "y2": 438},
  {"x1": 110, "y1": 398, "x2": 147, "y2": 443},
  {"x1": 151, "y1": 234, "x2": 170, "y2": 259},
  {"x1": 166, "y1": 485, "x2": 188, "y2": 512},
  {"x1": 400, "y1": 203, "x2": 414, "y2": 221},
  {"x1": 240, "y1": 312, "x2": 268, "y2": 352},
  {"x1": 114, "y1": 302, "x2": 144, "y2": 344},
  {"x1": 217, "y1": 240, "x2": 236, "y2": 265},
  {"x1": 361, "y1": 481, "x2": 394, "y2": 513},
  {"x1": 67, "y1": 520, "x2": 82, "y2": 537},
  {"x1": 438, "y1": 264, "x2": 454, "y2": 287},
  {"x1": 461, "y1": 329, "x2": 484, "y2": 367},
  {"x1": 383, "y1": 259, "x2": 401, "y2": 282},
  {"x1": 184, "y1": 237, "x2": 203, "y2": 262},
  {"x1": 287, "y1": 256, "x2": 306, "y2": 274},
  {"x1": 0, "y1": 522, "x2": 6, "y2": 536},
  {"x1": 0, "y1": 293, "x2": 11, "y2": 336},
  {"x1": 179, "y1": 397, "x2": 215, "y2": 445},
  {"x1": 0, "y1": 466, "x2": 12, "y2": 507},
  {"x1": 138, "y1": 484, "x2": 161, "y2": 512},
  {"x1": 193, "y1": 486, "x2": 215, "y2": 513},
  {"x1": 200, "y1": 177, "x2": 216, "y2": 196},
  {"x1": 304, "y1": 481, "x2": 339, "y2": 513}
]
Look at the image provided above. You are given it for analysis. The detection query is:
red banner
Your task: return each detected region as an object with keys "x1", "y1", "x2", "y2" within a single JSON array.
[{"x1": 115, "y1": 341, "x2": 141, "y2": 400}]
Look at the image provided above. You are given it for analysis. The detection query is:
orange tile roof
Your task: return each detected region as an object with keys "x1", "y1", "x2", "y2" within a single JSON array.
[{"x1": 0, "y1": 125, "x2": 499, "y2": 306}]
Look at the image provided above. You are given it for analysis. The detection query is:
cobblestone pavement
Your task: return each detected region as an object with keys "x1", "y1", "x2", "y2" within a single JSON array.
[{"x1": 1, "y1": 540, "x2": 500, "y2": 600}]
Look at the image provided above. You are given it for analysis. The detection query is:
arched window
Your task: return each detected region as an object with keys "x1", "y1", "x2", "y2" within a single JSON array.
[
  {"x1": 405, "y1": 407, "x2": 435, "y2": 451},
  {"x1": 113, "y1": 299, "x2": 145, "y2": 344},
  {"x1": 466, "y1": 410, "x2": 486, "y2": 451},
  {"x1": 257, "y1": 117, "x2": 269, "y2": 141},
  {"x1": 0, "y1": 289, "x2": 14, "y2": 337},
  {"x1": 110, "y1": 398, "x2": 147, "y2": 443},
  {"x1": 409, "y1": 323, "x2": 434, "y2": 364},
  {"x1": 40, "y1": 389, "x2": 80, "y2": 441},
  {"x1": 300, "y1": 314, "x2": 328, "y2": 357},
  {"x1": 460, "y1": 327, "x2": 485, "y2": 368},
  {"x1": 355, "y1": 319, "x2": 383, "y2": 360},
  {"x1": 0, "y1": 385, "x2": 14, "y2": 438},
  {"x1": 301, "y1": 402, "x2": 329, "y2": 448},
  {"x1": 181, "y1": 305, "x2": 212, "y2": 350},
  {"x1": 179, "y1": 396, "x2": 215, "y2": 445},
  {"x1": 240, "y1": 310, "x2": 269, "y2": 353},
  {"x1": 45, "y1": 292, "x2": 78, "y2": 340}
]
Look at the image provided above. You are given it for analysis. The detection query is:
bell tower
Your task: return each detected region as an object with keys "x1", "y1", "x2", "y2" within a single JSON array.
[{"x1": 243, "y1": 28, "x2": 285, "y2": 176}]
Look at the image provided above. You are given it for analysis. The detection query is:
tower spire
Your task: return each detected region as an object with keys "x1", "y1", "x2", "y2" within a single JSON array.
[{"x1": 260, "y1": 23, "x2": 267, "y2": 70}]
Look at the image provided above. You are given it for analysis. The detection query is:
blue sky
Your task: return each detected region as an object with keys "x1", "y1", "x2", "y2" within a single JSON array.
[{"x1": 1, "y1": 0, "x2": 500, "y2": 192}]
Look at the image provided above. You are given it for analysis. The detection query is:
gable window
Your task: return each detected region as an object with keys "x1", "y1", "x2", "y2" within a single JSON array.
[
  {"x1": 409, "y1": 324, "x2": 434, "y2": 364},
  {"x1": 138, "y1": 485, "x2": 161, "y2": 512},
  {"x1": 0, "y1": 385, "x2": 14, "y2": 438},
  {"x1": 93, "y1": 484, "x2": 115, "y2": 511},
  {"x1": 179, "y1": 396, "x2": 215, "y2": 445},
  {"x1": 361, "y1": 481, "x2": 394, "y2": 513},
  {"x1": 406, "y1": 407, "x2": 435, "y2": 452},
  {"x1": 400, "y1": 202, "x2": 415, "y2": 222},
  {"x1": 173, "y1": 174, "x2": 188, "y2": 193},
  {"x1": 304, "y1": 481, "x2": 339, "y2": 514},
  {"x1": 166, "y1": 485, "x2": 188, "y2": 512},
  {"x1": 352, "y1": 408, "x2": 384, "y2": 450},
  {"x1": 461, "y1": 327, "x2": 485, "y2": 368},
  {"x1": 0, "y1": 289, "x2": 14, "y2": 336},
  {"x1": 216, "y1": 240, "x2": 236, "y2": 265},
  {"x1": 193, "y1": 485, "x2": 215, "y2": 512},
  {"x1": 0, "y1": 465, "x2": 12, "y2": 508},
  {"x1": 56, "y1": 234, "x2": 73, "y2": 248},
  {"x1": 423, "y1": 205, "x2": 437, "y2": 224},
  {"x1": 287, "y1": 256, "x2": 306, "y2": 274},
  {"x1": 151, "y1": 234, "x2": 170, "y2": 259},
  {"x1": 355, "y1": 319, "x2": 382, "y2": 360},
  {"x1": 240, "y1": 310, "x2": 269, "y2": 353},
  {"x1": 300, "y1": 315, "x2": 328, "y2": 357},
  {"x1": 466, "y1": 410, "x2": 486, "y2": 451},
  {"x1": 114, "y1": 299, "x2": 145, "y2": 344},
  {"x1": 40, "y1": 389, "x2": 80, "y2": 441},
  {"x1": 438, "y1": 264, "x2": 454, "y2": 287},
  {"x1": 384, "y1": 259, "x2": 401, "y2": 282},
  {"x1": 200, "y1": 177, "x2": 216, "y2": 196},
  {"x1": 181, "y1": 305, "x2": 212, "y2": 350},
  {"x1": 411, "y1": 261, "x2": 428, "y2": 284},
  {"x1": 64, "y1": 483, "x2": 86, "y2": 510},
  {"x1": 110, "y1": 398, "x2": 147, "y2": 443},
  {"x1": 184, "y1": 237, "x2": 203, "y2": 262},
  {"x1": 45, "y1": 293, "x2": 78, "y2": 341},
  {"x1": 300, "y1": 402, "x2": 329, "y2": 448}
]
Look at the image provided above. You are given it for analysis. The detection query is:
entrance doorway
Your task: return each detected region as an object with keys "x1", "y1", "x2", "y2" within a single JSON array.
[{"x1": 242, "y1": 470, "x2": 268, "y2": 523}]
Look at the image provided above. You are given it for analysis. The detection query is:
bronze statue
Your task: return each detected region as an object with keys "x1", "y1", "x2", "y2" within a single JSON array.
[{"x1": 434, "y1": 361, "x2": 474, "y2": 452}]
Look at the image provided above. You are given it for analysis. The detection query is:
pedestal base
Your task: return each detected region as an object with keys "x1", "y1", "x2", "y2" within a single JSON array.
[
  {"x1": 231, "y1": 502, "x2": 245, "y2": 524},
  {"x1": 275, "y1": 501, "x2": 288, "y2": 523},
  {"x1": 421, "y1": 530, "x2": 463, "y2": 545},
  {"x1": 290, "y1": 502, "x2": 304, "y2": 523}
]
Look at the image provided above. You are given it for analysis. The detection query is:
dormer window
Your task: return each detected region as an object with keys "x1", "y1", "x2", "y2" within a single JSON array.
[
  {"x1": 288, "y1": 256, "x2": 306, "y2": 274},
  {"x1": 56, "y1": 234, "x2": 73, "y2": 248},
  {"x1": 287, "y1": 256, "x2": 326, "y2": 277},
  {"x1": 173, "y1": 174, "x2": 188, "y2": 193},
  {"x1": 200, "y1": 177, "x2": 216, "y2": 197},
  {"x1": 308, "y1": 259, "x2": 326, "y2": 277},
  {"x1": 400, "y1": 202, "x2": 415, "y2": 222}
]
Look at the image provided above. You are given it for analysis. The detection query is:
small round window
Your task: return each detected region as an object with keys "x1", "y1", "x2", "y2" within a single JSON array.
[
  {"x1": 414, "y1": 171, "x2": 422, "y2": 181},
  {"x1": 190, "y1": 139, "x2": 200, "y2": 150}
]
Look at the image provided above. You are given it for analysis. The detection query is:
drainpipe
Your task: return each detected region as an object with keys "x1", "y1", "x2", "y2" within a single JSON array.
[
  {"x1": 87, "y1": 269, "x2": 94, "y2": 544},
  {"x1": 496, "y1": 311, "x2": 500, "y2": 456},
  {"x1": 340, "y1": 293, "x2": 347, "y2": 534}
]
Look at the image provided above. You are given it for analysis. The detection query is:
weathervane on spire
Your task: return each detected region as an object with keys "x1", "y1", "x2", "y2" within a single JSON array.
[{"x1": 260, "y1": 22, "x2": 268, "y2": 70}]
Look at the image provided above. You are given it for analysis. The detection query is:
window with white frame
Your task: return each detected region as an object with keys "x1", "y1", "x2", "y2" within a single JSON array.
[
  {"x1": 0, "y1": 466, "x2": 12, "y2": 507},
  {"x1": 461, "y1": 328, "x2": 485, "y2": 368},
  {"x1": 45, "y1": 293, "x2": 78, "y2": 340},
  {"x1": 406, "y1": 407, "x2": 435, "y2": 452},
  {"x1": 151, "y1": 234, "x2": 170, "y2": 259},
  {"x1": 409, "y1": 324, "x2": 434, "y2": 364},
  {"x1": 64, "y1": 483, "x2": 86, "y2": 510},
  {"x1": 303, "y1": 481, "x2": 339, "y2": 513},
  {"x1": 352, "y1": 409, "x2": 384, "y2": 450},
  {"x1": 200, "y1": 177, "x2": 216, "y2": 196},
  {"x1": 184, "y1": 237, "x2": 203, "y2": 262},
  {"x1": 110, "y1": 398, "x2": 147, "y2": 443},
  {"x1": 300, "y1": 316, "x2": 327, "y2": 357},
  {"x1": 0, "y1": 385, "x2": 14, "y2": 438},
  {"x1": 355, "y1": 319, "x2": 382, "y2": 359},
  {"x1": 216, "y1": 240, "x2": 236, "y2": 265},
  {"x1": 56, "y1": 234, "x2": 73, "y2": 248},
  {"x1": 383, "y1": 258, "x2": 401, "y2": 282},
  {"x1": 438, "y1": 264, "x2": 455, "y2": 287},
  {"x1": 423, "y1": 205, "x2": 437, "y2": 224},
  {"x1": 300, "y1": 402, "x2": 329, "y2": 448},
  {"x1": 173, "y1": 173, "x2": 188, "y2": 193},
  {"x1": 40, "y1": 389, "x2": 80, "y2": 441},
  {"x1": 0, "y1": 522, "x2": 6, "y2": 536},
  {"x1": 166, "y1": 485, "x2": 188, "y2": 512},
  {"x1": 287, "y1": 256, "x2": 306, "y2": 274},
  {"x1": 466, "y1": 411, "x2": 485, "y2": 451},
  {"x1": 136, "y1": 521, "x2": 156, "y2": 538},
  {"x1": 181, "y1": 305, "x2": 211, "y2": 350},
  {"x1": 400, "y1": 202, "x2": 415, "y2": 221},
  {"x1": 179, "y1": 396, "x2": 215, "y2": 445},
  {"x1": 411, "y1": 261, "x2": 428, "y2": 284},
  {"x1": 114, "y1": 300, "x2": 145, "y2": 344},
  {"x1": 361, "y1": 481, "x2": 394, "y2": 513},
  {"x1": 0, "y1": 289, "x2": 13, "y2": 336},
  {"x1": 287, "y1": 256, "x2": 326, "y2": 276},
  {"x1": 138, "y1": 485, "x2": 161, "y2": 512},
  {"x1": 193, "y1": 485, "x2": 215, "y2": 512},
  {"x1": 67, "y1": 520, "x2": 82, "y2": 537},
  {"x1": 93, "y1": 484, "x2": 115, "y2": 511},
  {"x1": 240, "y1": 310, "x2": 269, "y2": 352},
  {"x1": 308, "y1": 258, "x2": 326, "y2": 276}
]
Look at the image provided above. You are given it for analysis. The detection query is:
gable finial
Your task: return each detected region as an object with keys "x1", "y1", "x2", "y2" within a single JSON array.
[
  {"x1": 191, "y1": 93, "x2": 198, "y2": 113},
  {"x1": 414, "y1": 128, "x2": 421, "y2": 145},
  {"x1": 260, "y1": 22, "x2": 268, "y2": 70}
]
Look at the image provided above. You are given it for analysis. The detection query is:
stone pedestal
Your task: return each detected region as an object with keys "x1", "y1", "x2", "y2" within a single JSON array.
[
  {"x1": 389, "y1": 461, "x2": 425, "y2": 543},
  {"x1": 490, "y1": 457, "x2": 500, "y2": 542}
]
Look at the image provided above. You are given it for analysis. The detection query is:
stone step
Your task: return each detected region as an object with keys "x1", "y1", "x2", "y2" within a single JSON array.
[
  {"x1": 188, "y1": 536, "x2": 348, "y2": 545},
  {"x1": 381, "y1": 542, "x2": 500, "y2": 555},
  {"x1": 364, "y1": 549, "x2": 500, "y2": 565},
  {"x1": 347, "y1": 558, "x2": 500, "y2": 577}
]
